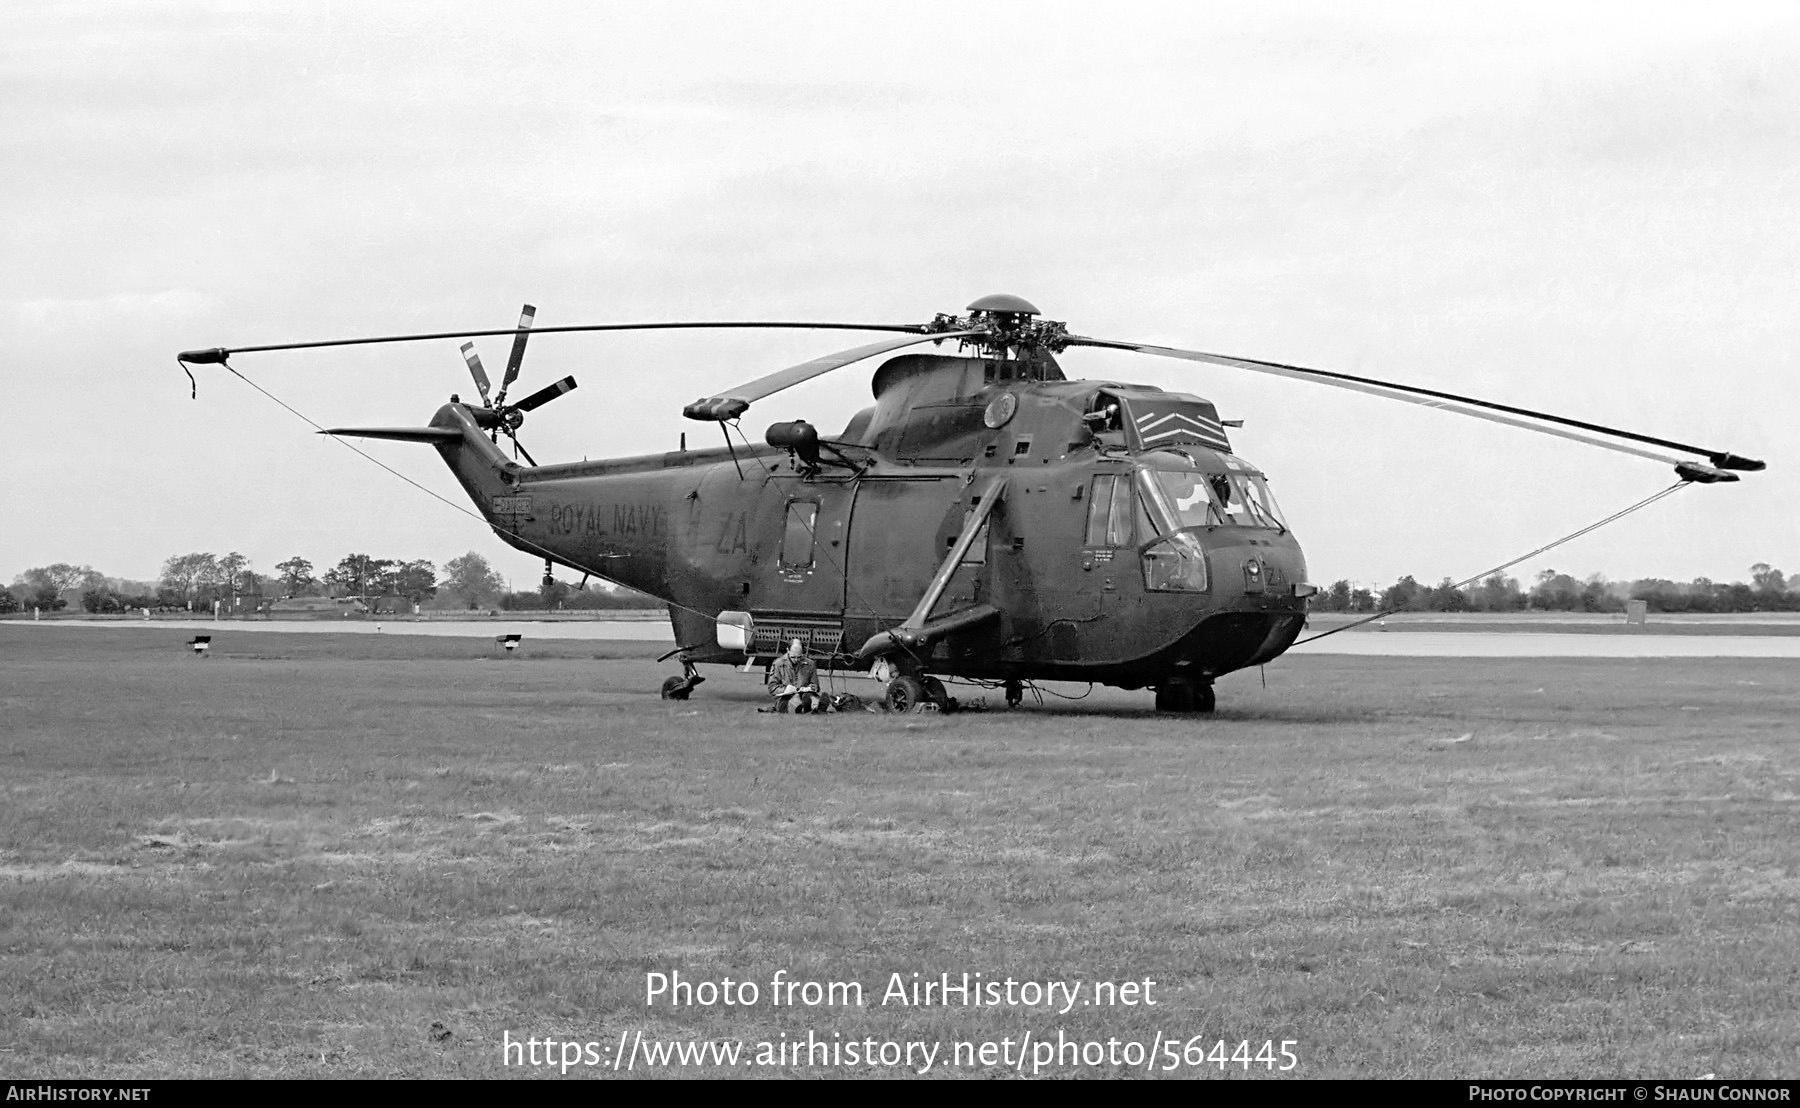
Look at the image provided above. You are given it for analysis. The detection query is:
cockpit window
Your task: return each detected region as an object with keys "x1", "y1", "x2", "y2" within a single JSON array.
[
  {"x1": 1138, "y1": 451, "x2": 1287, "y2": 532},
  {"x1": 1230, "y1": 472, "x2": 1287, "y2": 529},
  {"x1": 1149, "y1": 466, "x2": 1225, "y2": 529}
]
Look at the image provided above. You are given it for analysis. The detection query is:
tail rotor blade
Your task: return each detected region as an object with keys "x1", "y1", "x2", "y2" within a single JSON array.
[
  {"x1": 460, "y1": 343, "x2": 493, "y2": 407},
  {"x1": 495, "y1": 304, "x2": 536, "y2": 405},
  {"x1": 511, "y1": 375, "x2": 577, "y2": 414}
]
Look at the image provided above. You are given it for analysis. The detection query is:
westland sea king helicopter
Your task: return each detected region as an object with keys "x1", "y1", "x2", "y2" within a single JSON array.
[{"x1": 180, "y1": 295, "x2": 1763, "y2": 713}]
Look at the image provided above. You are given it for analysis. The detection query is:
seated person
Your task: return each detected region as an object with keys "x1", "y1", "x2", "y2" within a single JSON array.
[
  {"x1": 767, "y1": 639, "x2": 824, "y2": 713},
  {"x1": 1165, "y1": 470, "x2": 1208, "y2": 517}
]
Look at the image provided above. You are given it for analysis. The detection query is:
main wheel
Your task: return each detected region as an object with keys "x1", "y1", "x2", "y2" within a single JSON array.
[
  {"x1": 885, "y1": 675, "x2": 929, "y2": 713},
  {"x1": 660, "y1": 675, "x2": 692, "y2": 701},
  {"x1": 1154, "y1": 683, "x2": 1196, "y2": 713},
  {"x1": 921, "y1": 676, "x2": 950, "y2": 710},
  {"x1": 1194, "y1": 684, "x2": 1216, "y2": 714}
]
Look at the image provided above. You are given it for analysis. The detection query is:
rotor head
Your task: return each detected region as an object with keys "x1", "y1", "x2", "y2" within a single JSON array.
[
  {"x1": 928, "y1": 294, "x2": 1068, "y2": 360},
  {"x1": 965, "y1": 293, "x2": 1041, "y2": 316}
]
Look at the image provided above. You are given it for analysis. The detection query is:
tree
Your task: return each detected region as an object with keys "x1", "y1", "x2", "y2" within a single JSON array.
[
  {"x1": 1750, "y1": 564, "x2": 1790, "y2": 610},
  {"x1": 14, "y1": 563, "x2": 103, "y2": 604},
  {"x1": 159, "y1": 553, "x2": 220, "y2": 604},
  {"x1": 1471, "y1": 573, "x2": 1523, "y2": 612},
  {"x1": 1630, "y1": 578, "x2": 1683, "y2": 613},
  {"x1": 217, "y1": 552, "x2": 250, "y2": 599},
  {"x1": 323, "y1": 554, "x2": 392, "y2": 598},
  {"x1": 274, "y1": 556, "x2": 317, "y2": 597},
  {"x1": 391, "y1": 560, "x2": 437, "y2": 603},
  {"x1": 1529, "y1": 569, "x2": 1582, "y2": 611},
  {"x1": 441, "y1": 552, "x2": 505, "y2": 609},
  {"x1": 1578, "y1": 574, "x2": 1623, "y2": 613},
  {"x1": 1720, "y1": 581, "x2": 1755, "y2": 613},
  {"x1": 1379, "y1": 575, "x2": 1421, "y2": 612},
  {"x1": 1321, "y1": 579, "x2": 1352, "y2": 612},
  {"x1": 1687, "y1": 577, "x2": 1720, "y2": 613},
  {"x1": 0, "y1": 589, "x2": 19, "y2": 615},
  {"x1": 22, "y1": 585, "x2": 67, "y2": 611},
  {"x1": 81, "y1": 588, "x2": 125, "y2": 614},
  {"x1": 1424, "y1": 577, "x2": 1470, "y2": 611}
]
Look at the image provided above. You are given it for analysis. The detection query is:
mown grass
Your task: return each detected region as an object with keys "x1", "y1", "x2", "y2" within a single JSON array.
[{"x1": 2, "y1": 627, "x2": 1797, "y2": 1079}]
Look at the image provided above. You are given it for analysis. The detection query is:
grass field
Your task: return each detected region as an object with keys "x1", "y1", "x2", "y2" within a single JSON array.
[{"x1": 3, "y1": 627, "x2": 1798, "y2": 1079}]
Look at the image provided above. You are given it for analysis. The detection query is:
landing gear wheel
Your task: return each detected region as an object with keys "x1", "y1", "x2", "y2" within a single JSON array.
[
  {"x1": 659, "y1": 664, "x2": 705, "y2": 701},
  {"x1": 1194, "y1": 684, "x2": 1216, "y2": 714},
  {"x1": 1004, "y1": 680, "x2": 1024, "y2": 710},
  {"x1": 921, "y1": 676, "x2": 950, "y2": 711},
  {"x1": 1154, "y1": 683, "x2": 1197, "y2": 713},
  {"x1": 885, "y1": 675, "x2": 929, "y2": 713}
]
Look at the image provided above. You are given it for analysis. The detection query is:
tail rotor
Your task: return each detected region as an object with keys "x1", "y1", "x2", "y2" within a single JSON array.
[{"x1": 456, "y1": 303, "x2": 576, "y2": 464}]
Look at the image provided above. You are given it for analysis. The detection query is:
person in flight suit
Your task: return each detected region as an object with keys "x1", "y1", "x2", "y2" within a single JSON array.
[{"x1": 768, "y1": 638, "x2": 824, "y2": 713}]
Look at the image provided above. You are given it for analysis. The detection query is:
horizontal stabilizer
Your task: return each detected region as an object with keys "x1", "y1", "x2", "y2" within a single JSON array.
[{"x1": 318, "y1": 427, "x2": 461, "y2": 444}]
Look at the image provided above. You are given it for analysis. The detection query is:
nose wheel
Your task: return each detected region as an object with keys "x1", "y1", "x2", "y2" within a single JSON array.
[{"x1": 1154, "y1": 680, "x2": 1215, "y2": 714}]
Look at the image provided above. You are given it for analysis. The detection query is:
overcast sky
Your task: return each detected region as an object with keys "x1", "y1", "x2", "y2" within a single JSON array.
[{"x1": 5, "y1": 0, "x2": 1795, "y2": 592}]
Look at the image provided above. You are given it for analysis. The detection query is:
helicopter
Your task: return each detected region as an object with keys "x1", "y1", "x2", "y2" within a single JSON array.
[{"x1": 178, "y1": 294, "x2": 1763, "y2": 714}]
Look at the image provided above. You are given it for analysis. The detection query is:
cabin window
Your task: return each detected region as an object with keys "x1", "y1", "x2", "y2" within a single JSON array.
[
  {"x1": 1084, "y1": 476, "x2": 1112, "y2": 546},
  {"x1": 1084, "y1": 474, "x2": 1145, "y2": 547},
  {"x1": 780, "y1": 500, "x2": 818, "y2": 568}
]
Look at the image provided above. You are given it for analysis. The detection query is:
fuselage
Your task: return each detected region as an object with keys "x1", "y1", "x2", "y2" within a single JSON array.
[{"x1": 435, "y1": 351, "x2": 1311, "y2": 689}]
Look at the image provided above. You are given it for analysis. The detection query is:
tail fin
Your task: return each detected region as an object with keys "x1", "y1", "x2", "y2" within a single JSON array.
[{"x1": 322, "y1": 402, "x2": 523, "y2": 521}]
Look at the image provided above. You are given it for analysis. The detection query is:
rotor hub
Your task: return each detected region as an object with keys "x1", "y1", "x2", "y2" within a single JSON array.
[
  {"x1": 965, "y1": 293, "x2": 1041, "y2": 316},
  {"x1": 927, "y1": 294, "x2": 1069, "y2": 360}
]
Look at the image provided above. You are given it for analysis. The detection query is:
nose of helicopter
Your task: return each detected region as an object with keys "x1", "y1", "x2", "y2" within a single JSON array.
[
  {"x1": 1203, "y1": 533, "x2": 1311, "y2": 611},
  {"x1": 1116, "y1": 529, "x2": 1311, "y2": 680}
]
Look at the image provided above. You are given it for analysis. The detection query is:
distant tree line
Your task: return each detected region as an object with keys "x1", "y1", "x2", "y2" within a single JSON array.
[
  {"x1": 4, "y1": 550, "x2": 656, "y2": 615},
  {"x1": 1313, "y1": 563, "x2": 1799, "y2": 615},
  {"x1": 11, "y1": 554, "x2": 1787, "y2": 618},
  {"x1": 2, "y1": 563, "x2": 118, "y2": 614}
]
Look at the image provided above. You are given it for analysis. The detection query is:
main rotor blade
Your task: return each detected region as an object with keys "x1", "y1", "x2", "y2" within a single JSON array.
[
  {"x1": 177, "y1": 320, "x2": 931, "y2": 365},
  {"x1": 460, "y1": 343, "x2": 492, "y2": 407},
  {"x1": 511, "y1": 375, "x2": 577, "y2": 413},
  {"x1": 682, "y1": 330, "x2": 982, "y2": 422},
  {"x1": 496, "y1": 304, "x2": 536, "y2": 405},
  {"x1": 1069, "y1": 336, "x2": 1765, "y2": 472}
]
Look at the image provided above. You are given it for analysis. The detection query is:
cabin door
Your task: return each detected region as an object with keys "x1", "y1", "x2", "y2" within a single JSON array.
[{"x1": 752, "y1": 475, "x2": 858, "y2": 632}]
